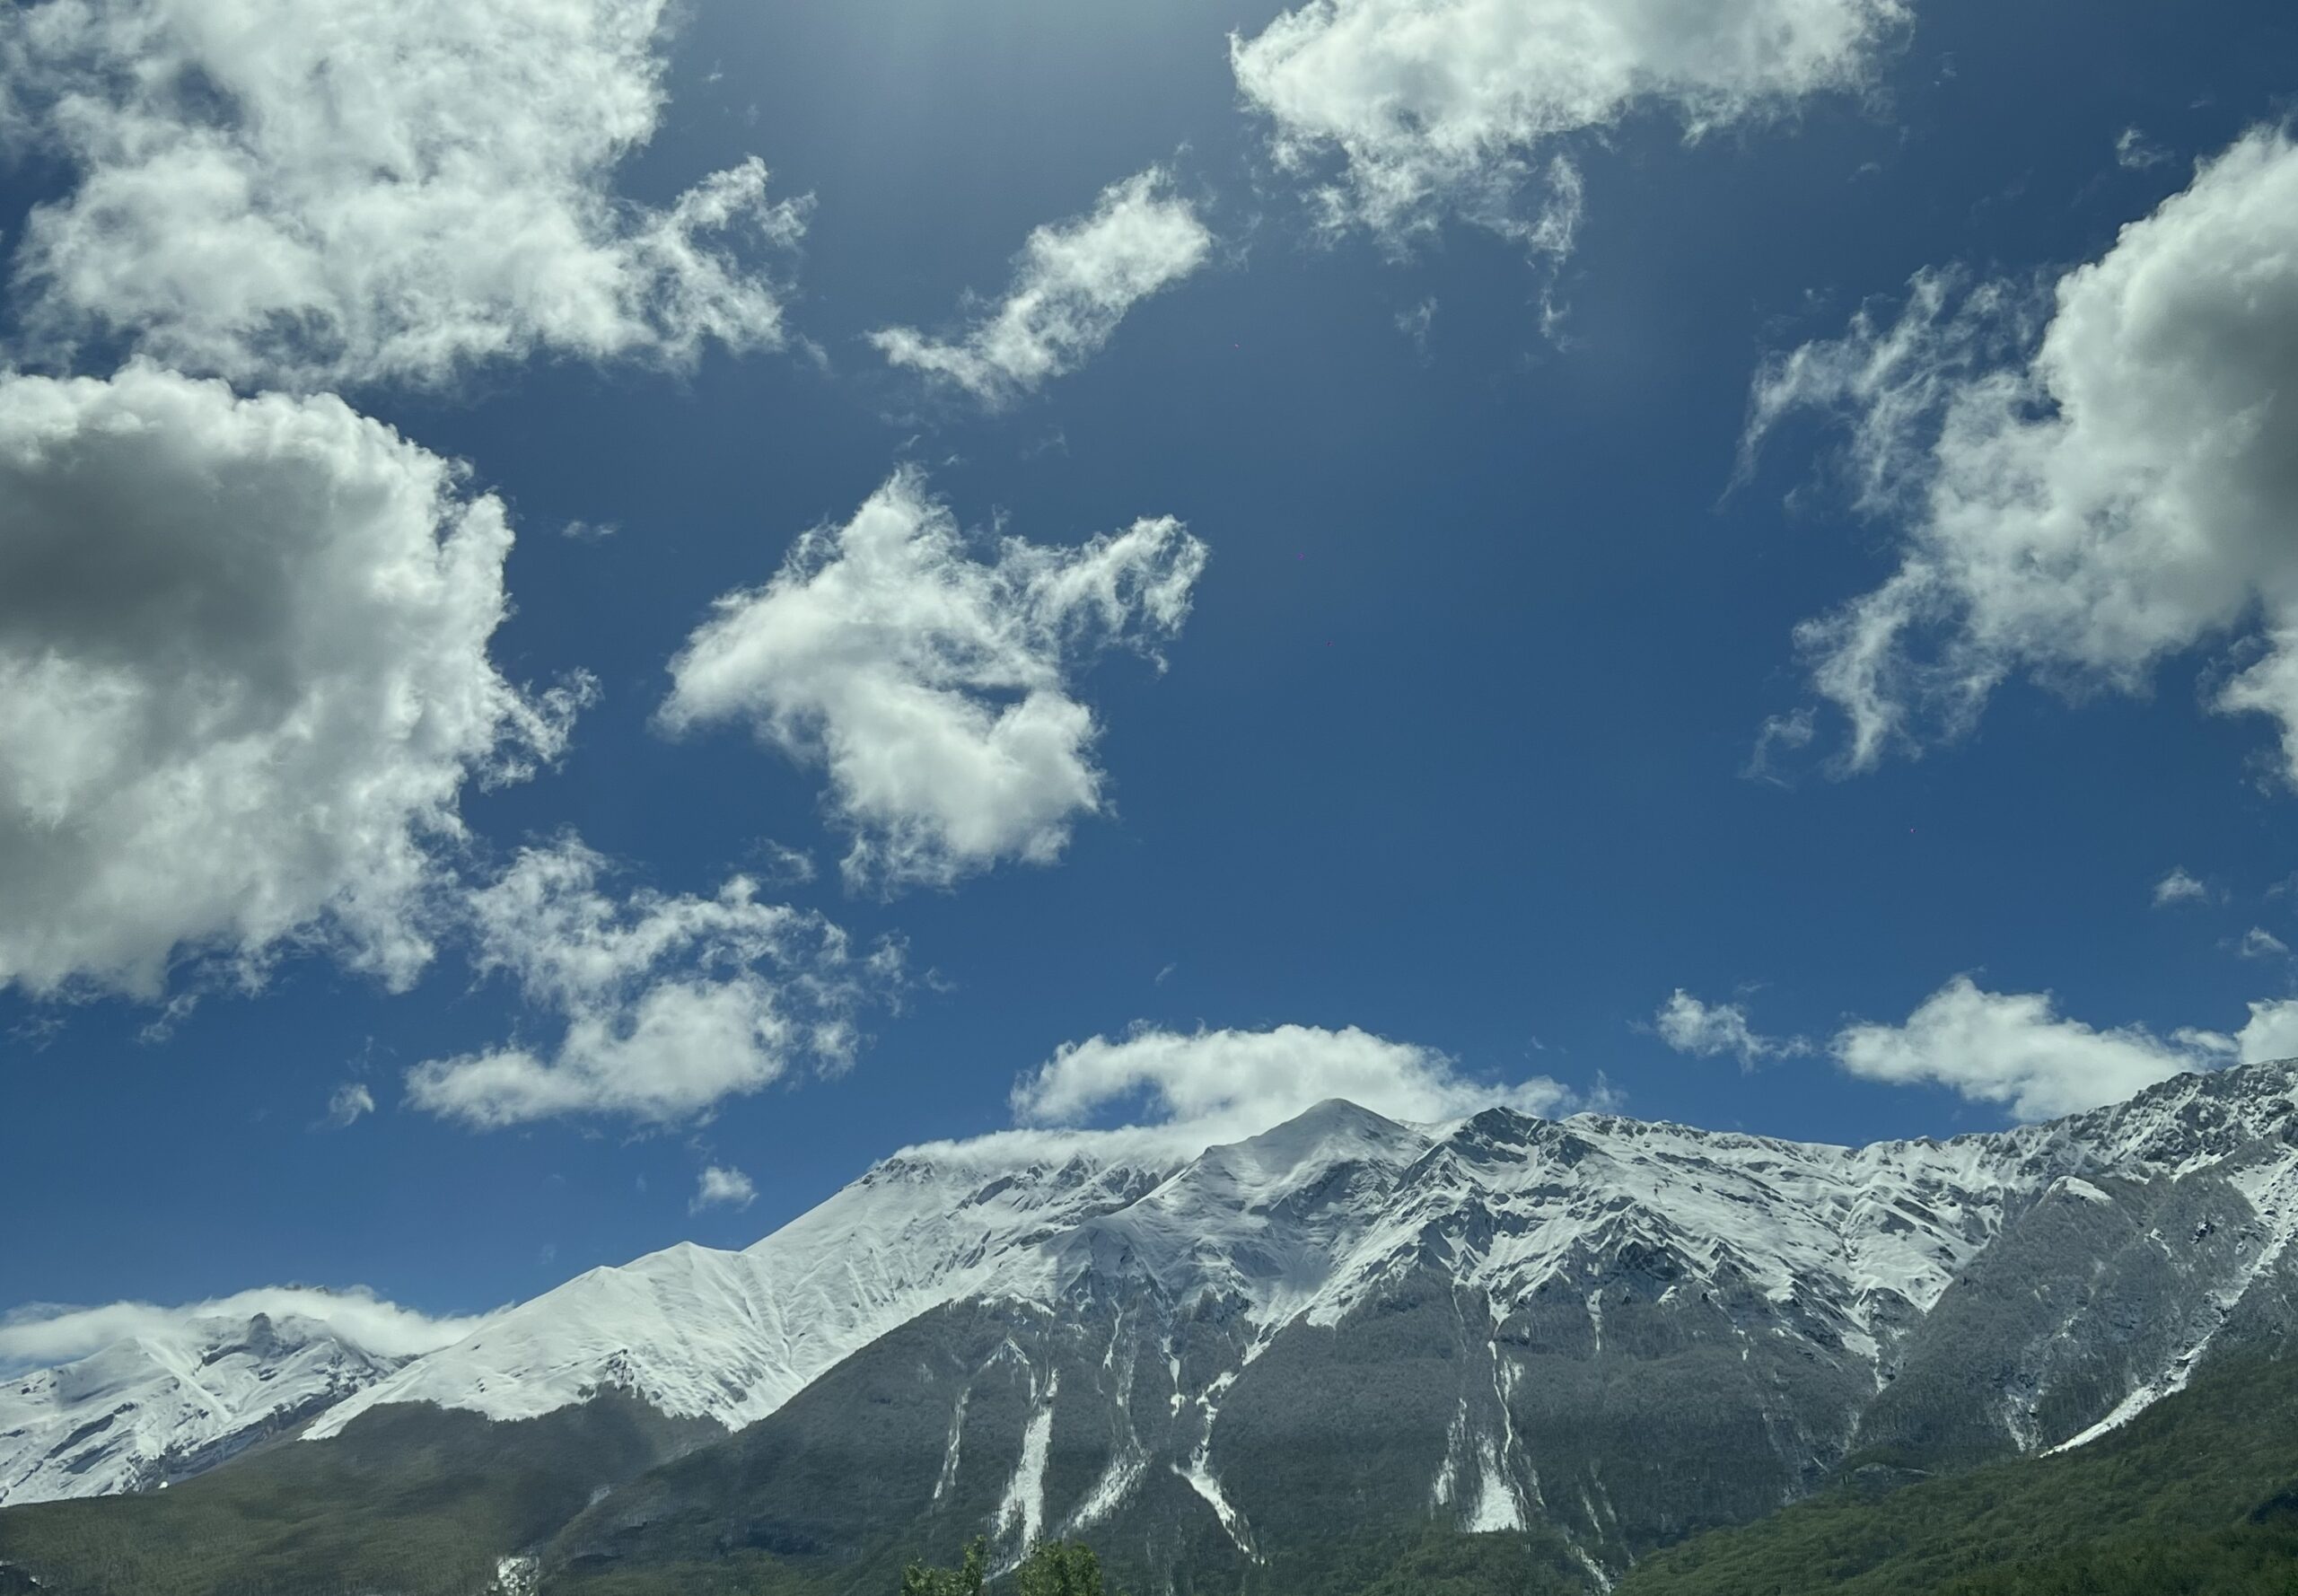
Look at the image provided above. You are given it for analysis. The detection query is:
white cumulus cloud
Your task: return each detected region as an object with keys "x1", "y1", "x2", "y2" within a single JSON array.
[
  {"x1": 1653, "y1": 989, "x2": 1809, "y2": 1066},
  {"x1": 689, "y1": 1164, "x2": 757, "y2": 1214},
  {"x1": 0, "y1": 364, "x2": 579, "y2": 999},
  {"x1": 0, "y1": 1287, "x2": 491, "y2": 1375},
  {"x1": 1231, "y1": 0, "x2": 1906, "y2": 246},
  {"x1": 405, "y1": 837, "x2": 898, "y2": 1128},
  {"x1": 660, "y1": 470, "x2": 1207, "y2": 892},
  {"x1": 869, "y1": 168, "x2": 1212, "y2": 407},
  {"x1": 1746, "y1": 129, "x2": 2298, "y2": 777},
  {"x1": 2, "y1": 0, "x2": 807, "y2": 389},
  {"x1": 1829, "y1": 976, "x2": 2238, "y2": 1122},
  {"x1": 2232, "y1": 1000, "x2": 2298, "y2": 1066},
  {"x1": 1008, "y1": 1022, "x2": 1598, "y2": 1155}
]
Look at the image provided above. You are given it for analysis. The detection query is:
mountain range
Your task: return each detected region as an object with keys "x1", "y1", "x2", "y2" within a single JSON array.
[{"x1": 9, "y1": 1058, "x2": 2298, "y2": 1592}]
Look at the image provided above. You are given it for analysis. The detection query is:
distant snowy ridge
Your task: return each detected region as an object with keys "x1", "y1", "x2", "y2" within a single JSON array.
[{"x1": 0, "y1": 1307, "x2": 420, "y2": 1504}]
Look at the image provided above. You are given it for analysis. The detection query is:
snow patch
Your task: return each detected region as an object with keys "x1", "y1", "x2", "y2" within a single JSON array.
[
  {"x1": 994, "y1": 1371, "x2": 1057, "y2": 1547},
  {"x1": 933, "y1": 1389, "x2": 969, "y2": 1503},
  {"x1": 1569, "y1": 1543, "x2": 1615, "y2": 1592},
  {"x1": 1066, "y1": 1448, "x2": 1146, "y2": 1532},
  {"x1": 2047, "y1": 1367, "x2": 2185, "y2": 1455},
  {"x1": 1174, "y1": 1459, "x2": 1259, "y2": 1559},
  {"x1": 1432, "y1": 1398, "x2": 1469, "y2": 1508},
  {"x1": 1466, "y1": 1434, "x2": 1522, "y2": 1531}
]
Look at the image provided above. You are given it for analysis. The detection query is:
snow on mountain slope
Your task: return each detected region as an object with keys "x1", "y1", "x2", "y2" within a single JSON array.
[
  {"x1": 1048, "y1": 1100, "x2": 1441, "y2": 1327},
  {"x1": 324, "y1": 1060, "x2": 2298, "y2": 1448},
  {"x1": 26, "y1": 1060, "x2": 2298, "y2": 1500},
  {"x1": 307, "y1": 1136, "x2": 1181, "y2": 1439},
  {"x1": 1278, "y1": 1109, "x2": 2040, "y2": 1368},
  {"x1": 1, "y1": 1309, "x2": 415, "y2": 1504}
]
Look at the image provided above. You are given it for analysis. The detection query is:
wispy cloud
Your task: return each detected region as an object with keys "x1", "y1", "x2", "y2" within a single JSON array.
[
  {"x1": 318, "y1": 1083, "x2": 375, "y2": 1130},
  {"x1": 2152, "y1": 868, "x2": 2213, "y2": 908},
  {"x1": 2236, "y1": 926, "x2": 2291, "y2": 960},
  {"x1": 1650, "y1": 990, "x2": 1811, "y2": 1068},
  {"x1": 2116, "y1": 127, "x2": 2171, "y2": 170},
  {"x1": 1396, "y1": 297, "x2": 1437, "y2": 355},
  {"x1": 870, "y1": 168, "x2": 1212, "y2": 407}
]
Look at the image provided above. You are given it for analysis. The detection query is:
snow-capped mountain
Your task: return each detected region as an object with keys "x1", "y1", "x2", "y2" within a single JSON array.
[
  {"x1": 325, "y1": 1063, "x2": 2298, "y2": 1455},
  {"x1": 539, "y1": 1065, "x2": 2298, "y2": 1589},
  {"x1": 0, "y1": 1309, "x2": 413, "y2": 1504},
  {"x1": 13, "y1": 1057, "x2": 2298, "y2": 1570}
]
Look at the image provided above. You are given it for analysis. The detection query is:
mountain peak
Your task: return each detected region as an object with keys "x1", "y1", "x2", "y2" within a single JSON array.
[{"x1": 1217, "y1": 1098, "x2": 1417, "y2": 1160}]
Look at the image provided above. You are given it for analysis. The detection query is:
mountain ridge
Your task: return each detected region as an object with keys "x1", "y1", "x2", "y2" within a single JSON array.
[{"x1": 11, "y1": 1057, "x2": 2298, "y2": 1537}]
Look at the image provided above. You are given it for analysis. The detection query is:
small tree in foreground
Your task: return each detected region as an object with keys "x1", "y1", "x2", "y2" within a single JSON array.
[
  {"x1": 899, "y1": 1537, "x2": 1123, "y2": 1596},
  {"x1": 899, "y1": 1537, "x2": 987, "y2": 1596}
]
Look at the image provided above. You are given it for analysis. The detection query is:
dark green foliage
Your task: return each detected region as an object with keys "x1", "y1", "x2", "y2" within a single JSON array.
[
  {"x1": 0, "y1": 1395, "x2": 708, "y2": 1596},
  {"x1": 1259, "y1": 1521, "x2": 1595, "y2": 1596},
  {"x1": 1013, "y1": 1539, "x2": 1112, "y2": 1596},
  {"x1": 900, "y1": 1537, "x2": 989, "y2": 1596},
  {"x1": 1618, "y1": 1351, "x2": 2298, "y2": 1596},
  {"x1": 899, "y1": 1537, "x2": 1118, "y2": 1596}
]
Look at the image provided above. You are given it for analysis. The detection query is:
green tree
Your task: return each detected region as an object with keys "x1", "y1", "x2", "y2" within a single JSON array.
[
  {"x1": 899, "y1": 1538, "x2": 987, "y2": 1596},
  {"x1": 1015, "y1": 1539, "x2": 1109, "y2": 1596},
  {"x1": 898, "y1": 1538, "x2": 1123, "y2": 1596}
]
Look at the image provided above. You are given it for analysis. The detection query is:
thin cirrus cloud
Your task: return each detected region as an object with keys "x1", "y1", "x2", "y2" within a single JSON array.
[
  {"x1": 1651, "y1": 989, "x2": 1811, "y2": 1068},
  {"x1": 0, "y1": 363, "x2": 582, "y2": 1001},
  {"x1": 1829, "y1": 976, "x2": 2298, "y2": 1122},
  {"x1": 868, "y1": 167, "x2": 1213, "y2": 408},
  {"x1": 1744, "y1": 128, "x2": 2298, "y2": 780},
  {"x1": 1230, "y1": 0, "x2": 1908, "y2": 248},
  {"x1": 660, "y1": 469, "x2": 1208, "y2": 894},
  {"x1": 1, "y1": 0, "x2": 808, "y2": 390},
  {"x1": 404, "y1": 837, "x2": 901, "y2": 1130}
]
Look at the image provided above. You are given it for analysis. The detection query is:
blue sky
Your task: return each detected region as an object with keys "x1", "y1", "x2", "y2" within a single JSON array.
[{"x1": 4, "y1": 0, "x2": 2298, "y2": 1336}]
